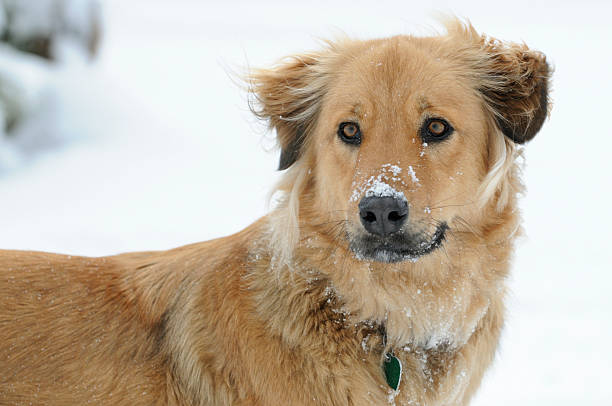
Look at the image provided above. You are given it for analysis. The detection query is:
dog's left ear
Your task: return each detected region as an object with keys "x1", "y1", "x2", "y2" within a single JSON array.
[
  {"x1": 249, "y1": 53, "x2": 329, "y2": 170},
  {"x1": 477, "y1": 38, "x2": 551, "y2": 143}
]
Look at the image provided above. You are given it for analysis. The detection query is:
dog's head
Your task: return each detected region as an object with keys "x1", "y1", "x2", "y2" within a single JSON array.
[{"x1": 250, "y1": 20, "x2": 550, "y2": 264}]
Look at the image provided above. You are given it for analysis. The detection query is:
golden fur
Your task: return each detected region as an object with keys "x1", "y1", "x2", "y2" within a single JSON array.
[{"x1": 0, "y1": 20, "x2": 550, "y2": 405}]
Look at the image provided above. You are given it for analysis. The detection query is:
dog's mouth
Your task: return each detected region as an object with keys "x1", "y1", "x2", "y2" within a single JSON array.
[{"x1": 348, "y1": 222, "x2": 448, "y2": 263}]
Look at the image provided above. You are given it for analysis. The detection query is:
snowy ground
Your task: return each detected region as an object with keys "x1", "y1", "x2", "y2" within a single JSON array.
[{"x1": 1, "y1": 0, "x2": 611, "y2": 404}]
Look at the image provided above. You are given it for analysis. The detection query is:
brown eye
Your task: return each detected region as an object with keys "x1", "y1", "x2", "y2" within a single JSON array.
[
  {"x1": 338, "y1": 122, "x2": 361, "y2": 145},
  {"x1": 421, "y1": 117, "x2": 453, "y2": 142},
  {"x1": 343, "y1": 124, "x2": 358, "y2": 137},
  {"x1": 428, "y1": 120, "x2": 446, "y2": 135}
]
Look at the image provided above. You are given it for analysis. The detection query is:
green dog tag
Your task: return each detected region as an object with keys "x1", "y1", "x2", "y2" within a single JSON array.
[{"x1": 383, "y1": 353, "x2": 402, "y2": 390}]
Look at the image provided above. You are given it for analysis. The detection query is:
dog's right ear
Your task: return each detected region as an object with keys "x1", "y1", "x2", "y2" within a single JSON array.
[{"x1": 249, "y1": 54, "x2": 328, "y2": 170}]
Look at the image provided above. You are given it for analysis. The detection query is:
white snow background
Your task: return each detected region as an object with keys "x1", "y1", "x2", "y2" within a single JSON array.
[{"x1": 1, "y1": 0, "x2": 611, "y2": 404}]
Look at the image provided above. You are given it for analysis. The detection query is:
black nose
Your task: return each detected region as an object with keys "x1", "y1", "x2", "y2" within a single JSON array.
[{"x1": 358, "y1": 196, "x2": 408, "y2": 237}]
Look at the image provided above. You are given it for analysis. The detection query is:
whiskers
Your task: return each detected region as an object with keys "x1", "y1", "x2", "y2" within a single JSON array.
[
  {"x1": 296, "y1": 210, "x2": 350, "y2": 257},
  {"x1": 428, "y1": 192, "x2": 476, "y2": 211},
  {"x1": 299, "y1": 210, "x2": 350, "y2": 238}
]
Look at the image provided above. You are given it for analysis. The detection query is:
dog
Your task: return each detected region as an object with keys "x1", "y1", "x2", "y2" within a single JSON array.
[{"x1": 0, "y1": 20, "x2": 550, "y2": 405}]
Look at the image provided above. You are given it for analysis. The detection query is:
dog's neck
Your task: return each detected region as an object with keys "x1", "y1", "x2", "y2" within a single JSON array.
[{"x1": 261, "y1": 205, "x2": 516, "y2": 352}]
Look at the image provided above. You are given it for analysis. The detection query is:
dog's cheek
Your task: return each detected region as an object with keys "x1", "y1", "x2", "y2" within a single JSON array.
[
  {"x1": 422, "y1": 139, "x2": 484, "y2": 221},
  {"x1": 311, "y1": 146, "x2": 356, "y2": 221}
]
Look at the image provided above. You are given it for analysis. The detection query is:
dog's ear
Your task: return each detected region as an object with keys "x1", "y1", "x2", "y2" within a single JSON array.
[
  {"x1": 449, "y1": 22, "x2": 552, "y2": 143},
  {"x1": 249, "y1": 54, "x2": 328, "y2": 170},
  {"x1": 480, "y1": 40, "x2": 551, "y2": 143}
]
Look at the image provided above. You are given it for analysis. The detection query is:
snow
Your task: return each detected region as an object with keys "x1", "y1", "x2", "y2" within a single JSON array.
[
  {"x1": 365, "y1": 179, "x2": 407, "y2": 200},
  {"x1": 382, "y1": 163, "x2": 402, "y2": 177},
  {"x1": 351, "y1": 163, "x2": 411, "y2": 202},
  {"x1": 3, "y1": 0, "x2": 57, "y2": 40},
  {"x1": 387, "y1": 388, "x2": 399, "y2": 405},
  {"x1": 0, "y1": 5, "x2": 5, "y2": 33},
  {"x1": 0, "y1": 0, "x2": 611, "y2": 404},
  {"x1": 406, "y1": 165, "x2": 419, "y2": 184},
  {"x1": 361, "y1": 334, "x2": 370, "y2": 353}
]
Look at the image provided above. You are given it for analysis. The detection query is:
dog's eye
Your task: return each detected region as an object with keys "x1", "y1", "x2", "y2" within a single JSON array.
[
  {"x1": 428, "y1": 121, "x2": 445, "y2": 135},
  {"x1": 421, "y1": 118, "x2": 453, "y2": 142},
  {"x1": 338, "y1": 122, "x2": 361, "y2": 145}
]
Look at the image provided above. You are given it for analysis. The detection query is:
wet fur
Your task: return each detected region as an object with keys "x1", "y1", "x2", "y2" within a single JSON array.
[{"x1": 0, "y1": 20, "x2": 550, "y2": 405}]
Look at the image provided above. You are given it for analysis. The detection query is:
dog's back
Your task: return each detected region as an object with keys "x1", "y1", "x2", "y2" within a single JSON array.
[
  {"x1": 0, "y1": 221, "x2": 272, "y2": 406},
  {"x1": 0, "y1": 250, "x2": 169, "y2": 405}
]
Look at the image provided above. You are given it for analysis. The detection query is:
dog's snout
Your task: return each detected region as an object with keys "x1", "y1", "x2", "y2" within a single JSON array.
[{"x1": 358, "y1": 196, "x2": 408, "y2": 237}]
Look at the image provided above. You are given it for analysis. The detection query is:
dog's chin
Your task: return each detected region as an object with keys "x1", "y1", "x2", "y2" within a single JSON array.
[{"x1": 348, "y1": 222, "x2": 448, "y2": 264}]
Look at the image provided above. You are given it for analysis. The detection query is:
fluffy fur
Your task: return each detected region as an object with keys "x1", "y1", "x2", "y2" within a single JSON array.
[{"x1": 0, "y1": 20, "x2": 550, "y2": 405}]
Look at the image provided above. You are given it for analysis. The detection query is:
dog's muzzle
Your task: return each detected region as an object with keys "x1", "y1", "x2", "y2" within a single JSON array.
[{"x1": 351, "y1": 196, "x2": 447, "y2": 263}]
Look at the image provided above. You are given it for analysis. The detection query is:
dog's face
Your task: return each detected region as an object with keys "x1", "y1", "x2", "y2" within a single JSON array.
[
  {"x1": 311, "y1": 38, "x2": 491, "y2": 262},
  {"x1": 252, "y1": 22, "x2": 549, "y2": 264}
]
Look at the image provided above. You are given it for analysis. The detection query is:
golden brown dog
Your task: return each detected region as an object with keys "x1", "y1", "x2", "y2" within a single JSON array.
[{"x1": 0, "y1": 20, "x2": 550, "y2": 405}]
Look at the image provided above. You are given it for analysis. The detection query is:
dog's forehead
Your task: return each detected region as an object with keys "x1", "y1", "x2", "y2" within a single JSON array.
[{"x1": 331, "y1": 37, "x2": 474, "y2": 114}]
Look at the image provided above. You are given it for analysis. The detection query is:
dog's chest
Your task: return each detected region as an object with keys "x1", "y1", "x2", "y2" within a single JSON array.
[
  {"x1": 322, "y1": 335, "x2": 464, "y2": 406},
  {"x1": 340, "y1": 278, "x2": 491, "y2": 352},
  {"x1": 396, "y1": 292, "x2": 489, "y2": 350}
]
